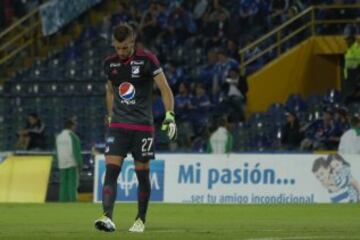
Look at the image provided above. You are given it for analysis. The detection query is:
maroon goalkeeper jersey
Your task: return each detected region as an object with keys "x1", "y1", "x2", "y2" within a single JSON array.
[{"x1": 104, "y1": 49, "x2": 163, "y2": 131}]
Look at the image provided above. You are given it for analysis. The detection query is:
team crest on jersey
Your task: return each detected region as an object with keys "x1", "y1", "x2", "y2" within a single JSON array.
[
  {"x1": 119, "y1": 82, "x2": 136, "y2": 104},
  {"x1": 132, "y1": 66, "x2": 140, "y2": 74}
]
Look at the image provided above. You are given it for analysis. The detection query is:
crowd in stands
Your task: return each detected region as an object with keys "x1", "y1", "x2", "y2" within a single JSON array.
[{"x1": 3, "y1": 0, "x2": 360, "y2": 152}]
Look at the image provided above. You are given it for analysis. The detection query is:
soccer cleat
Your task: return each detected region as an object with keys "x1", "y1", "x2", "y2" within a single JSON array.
[
  {"x1": 94, "y1": 215, "x2": 116, "y2": 232},
  {"x1": 128, "y1": 218, "x2": 145, "y2": 233}
]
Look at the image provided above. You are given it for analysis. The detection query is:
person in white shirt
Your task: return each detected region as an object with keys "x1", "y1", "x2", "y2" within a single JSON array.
[
  {"x1": 207, "y1": 117, "x2": 233, "y2": 154},
  {"x1": 338, "y1": 114, "x2": 360, "y2": 154},
  {"x1": 55, "y1": 119, "x2": 83, "y2": 202}
]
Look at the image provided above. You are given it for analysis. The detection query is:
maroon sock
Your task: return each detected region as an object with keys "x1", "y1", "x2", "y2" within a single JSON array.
[
  {"x1": 102, "y1": 164, "x2": 121, "y2": 219},
  {"x1": 135, "y1": 169, "x2": 151, "y2": 223}
]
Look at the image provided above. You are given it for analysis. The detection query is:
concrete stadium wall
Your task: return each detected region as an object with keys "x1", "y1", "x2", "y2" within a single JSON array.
[{"x1": 247, "y1": 36, "x2": 347, "y2": 114}]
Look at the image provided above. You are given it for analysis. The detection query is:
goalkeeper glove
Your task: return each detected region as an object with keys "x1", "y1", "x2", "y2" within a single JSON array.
[
  {"x1": 105, "y1": 115, "x2": 112, "y2": 127},
  {"x1": 161, "y1": 111, "x2": 177, "y2": 141}
]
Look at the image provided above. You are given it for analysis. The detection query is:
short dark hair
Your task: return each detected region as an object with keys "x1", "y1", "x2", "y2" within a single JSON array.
[
  {"x1": 312, "y1": 157, "x2": 328, "y2": 173},
  {"x1": 217, "y1": 117, "x2": 227, "y2": 127},
  {"x1": 65, "y1": 119, "x2": 76, "y2": 129},
  {"x1": 113, "y1": 23, "x2": 135, "y2": 42},
  {"x1": 28, "y1": 112, "x2": 39, "y2": 119}
]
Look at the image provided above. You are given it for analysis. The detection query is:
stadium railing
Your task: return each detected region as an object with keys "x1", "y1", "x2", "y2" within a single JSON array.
[
  {"x1": 0, "y1": 0, "x2": 113, "y2": 83},
  {"x1": 0, "y1": 8, "x2": 41, "y2": 66},
  {"x1": 239, "y1": 4, "x2": 360, "y2": 75}
]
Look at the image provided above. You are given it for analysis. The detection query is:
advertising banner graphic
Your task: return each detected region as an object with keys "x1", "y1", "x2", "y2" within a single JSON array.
[
  {"x1": 94, "y1": 155, "x2": 164, "y2": 202},
  {"x1": 94, "y1": 154, "x2": 360, "y2": 204}
]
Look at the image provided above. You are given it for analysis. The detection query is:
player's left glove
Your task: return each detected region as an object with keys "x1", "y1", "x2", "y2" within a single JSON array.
[{"x1": 161, "y1": 111, "x2": 177, "y2": 141}]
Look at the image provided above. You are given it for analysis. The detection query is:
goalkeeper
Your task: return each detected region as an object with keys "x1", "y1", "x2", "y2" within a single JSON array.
[{"x1": 94, "y1": 23, "x2": 176, "y2": 233}]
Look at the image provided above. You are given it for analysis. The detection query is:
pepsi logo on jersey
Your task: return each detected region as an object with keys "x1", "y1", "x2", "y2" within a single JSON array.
[{"x1": 118, "y1": 82, "x2": 136, "y2": 105}]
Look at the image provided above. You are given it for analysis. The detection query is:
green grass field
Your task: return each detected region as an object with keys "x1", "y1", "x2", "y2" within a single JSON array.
[{"x1": 0, "y1": 203, "x2": 359, "y2": 240}]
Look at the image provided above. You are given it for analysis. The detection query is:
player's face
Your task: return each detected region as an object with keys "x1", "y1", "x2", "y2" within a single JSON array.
[
  {"x1": 330, "y1": 159, "x2": 342, "y2": 172},
  {"x1": 114, "y1": 36, "x2": 135, "y2": 59}
]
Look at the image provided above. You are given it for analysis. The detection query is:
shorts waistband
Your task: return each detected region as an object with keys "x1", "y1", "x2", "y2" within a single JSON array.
[{"x1": 109, "y1": 122, "x2": 154, "y2": 132}]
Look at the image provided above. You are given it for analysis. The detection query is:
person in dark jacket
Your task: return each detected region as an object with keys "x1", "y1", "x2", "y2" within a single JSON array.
[
  {"x1": 281, "y1": 110, "x2": 302, "y2": 150},
  {"x1": 16, "y1": 113, "x2": 45, "y2": 150}
]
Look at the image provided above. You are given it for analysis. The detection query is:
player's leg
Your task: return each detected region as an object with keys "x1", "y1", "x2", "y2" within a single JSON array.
[
  {"x1": 95, "y1": 128, "x2": 130, "y2": 232},
  {"x1": 95, "y1": 155, "x2": 124, "y2": 232},
  {"x1": 102, "y1": 155, "x2": 124, "y2": 219},
  {"x1": 128, "y1": 161, "x2": 151, "y2": 233},
  {"x1": 129, "y1": 131, "x2": 154, "y2": 233}
]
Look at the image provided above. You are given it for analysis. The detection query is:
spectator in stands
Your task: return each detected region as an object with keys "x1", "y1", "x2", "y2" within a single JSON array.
[
  {"x1": 289, "y1": 0, "x2": 306, "y2": 14},
  {"x1": 175, "y1": 82, "x2": 193, "y2": 122},
  {"x1": 207, "y1": 1, "x2": 230, "y2": 22},
  {"x1": 111, "y1": 2, "x2": 133, "y2": 27},
  {"x1": 226, "y1": 39, "x2": 240, "y2": 62},
  {"x1": 190, "y1": 83, "x2": 211, "y2": 135},
  {"x1": 167, "y1": 2, "x2": 197, "y2": 41},
  {"x1": 193, "y1": 0, "x2": 209, "y2": 24},
  {"x1": 204, "y1": 5, "x2": 231, "y2": 49},
  {"x1": 175, "y1": 83, "x2": 194, "y2": 149},
  {"x1": 163, "y1": 60, "x2": 184, "y2": 88},
  {"x1": 270, "y1": 0, "x2": 289, "y2": 26},
  {"x1": 139, "y1": 1, "x2": 160, "y2": 41},
  {"x1": 207, "y1": 117, "x2": 233, "y2": 154},
  {"x1": 281, "y1": 110, "x2": 303, "y2": 150},
  {"x1": 239, "y1": 0, "x2": 261, "y2": 35},
  {"x1": 199, "y1": 50, "x2": 218, "y2": 90},
  {"x1": 213, "y1": 48, "x2": 239, "y2": 95},
  {"x1": 16, "y1": 113, "x2": 45, "y2": 150},
  {"x1": 301, "y1": 109, "x2": 342, "y2": 150},
  {"x1": 338, "y1": 114, "x2": 360, "y2": 154},
  {"x1": 156, "y1": 1, "x2": 170, "y2": 31},
  {"x1": 334, "y1": 106, "x2": 351, "y2": 133},
  {"x1": 218, "y1": 67, "x2": 248, "y2": 122},
  {"x1": 201, "y1": 1, "x2": 230, "y2": 50},
  {"x1": 56, "y1": 119, "x2": 83, "y2": 202}
]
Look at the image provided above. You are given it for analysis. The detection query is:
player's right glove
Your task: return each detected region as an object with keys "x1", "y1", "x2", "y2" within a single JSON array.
[{"x1": 161, "y1": 111, "x2": 177, "y2": 141}]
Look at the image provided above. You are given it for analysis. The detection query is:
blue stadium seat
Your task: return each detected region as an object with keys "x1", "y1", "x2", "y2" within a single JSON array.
[
  {"x1": 286, "y1": 94, "x2": 307, "y2": 113},
  {"x1": 306, "y1": 94, "x2": 323, "y2": 107},
  {"x1": 267, "y1": 103, "x2": 286, "y2": 124},
  {"x1": 323, "y1": 89, "x2": 342, "y2": 105}
]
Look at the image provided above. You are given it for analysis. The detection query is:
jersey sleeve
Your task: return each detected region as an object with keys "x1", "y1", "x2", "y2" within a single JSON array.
[{"x1": 146, "y1": 52, "x2": 163, "y2": 77}]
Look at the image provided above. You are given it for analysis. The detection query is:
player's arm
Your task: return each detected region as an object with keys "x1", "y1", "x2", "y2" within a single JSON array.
[
  {"x1": 154, "y1": 72, "x2": 176, "y2": 140},
  {"x1": 106, "y1": 80, "x2": 114, "y2": 123},
  {"x1": 154, "y1": 72, "x2": 174, "y2": 113}
]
